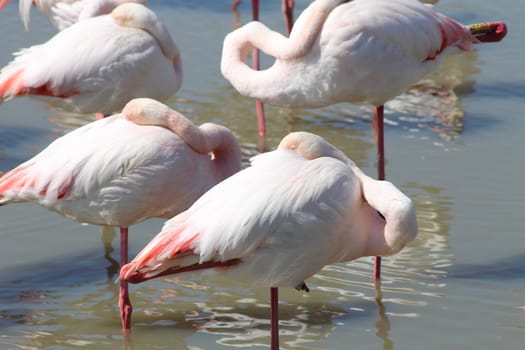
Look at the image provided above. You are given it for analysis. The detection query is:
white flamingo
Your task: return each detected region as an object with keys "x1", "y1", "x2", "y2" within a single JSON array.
[
  {"x1": 120, "y1": 131, "x2": 418, "y2": 348},
  {"x1": 0, "y1": 98, "x2": 242, "y2": 332},
  {"x1": 220, "y1": 0, "x2": 506, "y2": 279},
  {"x1": 0, "y1": 3, "x2": 182, "y2": 117}
]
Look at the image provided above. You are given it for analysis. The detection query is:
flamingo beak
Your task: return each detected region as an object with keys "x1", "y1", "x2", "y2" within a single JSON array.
[{"x1": 469, "y1": 21, "x2": 508, "y2": 43}]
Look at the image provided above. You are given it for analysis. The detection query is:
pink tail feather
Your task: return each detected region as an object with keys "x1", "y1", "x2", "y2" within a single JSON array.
[
  {"x1": 0, "y1": 166, "x2": 32, "y2": 201},
  {"x1": 122, "y1": 258, "x2": 241, "y2": 284},
  {"x1": 0, "y1": 165, "x2": 72, "y2": 203},
  {"x1": 120, "y1": 223, "x2": 243, "y2": 284},
  {"x1": 0, "y1": 69, "x2": 25, "y2": 101},
  {"x1": 119, "y1": 225, "x2": 205, "y2": 282},
  {"x1": 0, "y1": 67, "x2": 79, "y2": 100}
]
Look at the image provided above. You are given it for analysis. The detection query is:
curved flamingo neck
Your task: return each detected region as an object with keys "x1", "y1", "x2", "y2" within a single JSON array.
[
  {"x1": 198, "y1": 123, "x2": 242, "y2": 181},
  {"x1": 122, "y1": 98, "x2": 207, "y2": 153},
  {"x1": 111, "y1": 2, "x2": 181, "y2": 63},
  {"x1": 354, "y1": 167, "x2": 418, "y2": 257},
  {"x1": 122, "y1": 98, "x2": 241, "y2": 180},
  {"x1": 221, "y1": 0, "x2": 346, "y2": 102}
]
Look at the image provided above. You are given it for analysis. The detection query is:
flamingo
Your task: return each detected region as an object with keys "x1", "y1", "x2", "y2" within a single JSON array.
[
  {"x1": 0, "y1": 2, "x2": 182, "y2": 118},
  {"x1": 221, "y1": 0, "x2": 507, "y2": 277},
  {"x1": 0, "y1": 98, "x2": 242, "y2": 332},
  {"x1": 120, "y1": 131, "x2": 418, "y2": 349}
]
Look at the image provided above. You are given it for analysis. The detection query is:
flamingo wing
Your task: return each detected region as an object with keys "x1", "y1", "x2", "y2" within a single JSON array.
[
  {"x1": 121, "y1": 150, "x2": 359, "y2": 287},
  {"x1": 49, "y1": 0, "x2": 86, "y2": 30},
  {"x1": 333, "y1": 0, "x2": 476, "y2": 61},
  {"x1": 0, "y1": 116, "x2": 181, "y2": 216}
]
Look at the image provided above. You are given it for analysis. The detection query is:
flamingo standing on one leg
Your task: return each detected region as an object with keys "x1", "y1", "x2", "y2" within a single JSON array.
[
  {"x1": 0, "y1": 98, "x2": 242, "y2": 332},
  {"x1": 119, "y1": 131, "x2": 418, "y2": 349},
  {"x1": 0, "y1": 2, "x2": 182, "y2": 118},
  {"x1": 221, "y1": 0, "x2": 507, "y2": 278}
]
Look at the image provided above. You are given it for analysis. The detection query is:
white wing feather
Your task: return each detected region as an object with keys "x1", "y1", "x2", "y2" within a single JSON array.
[{"x1": 136, "y1": 150, "x2": 359, "y2": 287}]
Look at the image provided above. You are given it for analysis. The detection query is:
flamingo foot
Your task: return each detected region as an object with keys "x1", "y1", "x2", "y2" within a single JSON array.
[{"x1": 119, "y1": 281, "x2": 133, "y2": 333}]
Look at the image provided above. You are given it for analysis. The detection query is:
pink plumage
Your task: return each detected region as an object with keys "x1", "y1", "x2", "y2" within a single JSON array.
[
  {"x1": 221, "y1": 0, "x2": 503, "y2": 108},
  {"x1": 0, "y1": 3, "x2": 182, "y2": 115},
  {"x1": 0, "y1": 98, "x2": 242, "y2": 331},
  {"x1": 120, "y1": 131, "x2": 418, "y2": 290}
]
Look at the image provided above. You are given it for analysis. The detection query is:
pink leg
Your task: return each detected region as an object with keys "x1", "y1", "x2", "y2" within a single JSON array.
[
  {"x1": 119, "y1": 227, "x2": 132, "y2": 333},
  {"x1": 372, "y1": 105, "x2": 385, "y2": 281},
  {"x1": 251, "y1": 0, "x2": 266, "y2": 138},
  {"x1": 270, "y1": 287, "x2": 279, "y2": 350},
  {"x1": 282, "y1": 0, "x2": 294, "y2": 35}
]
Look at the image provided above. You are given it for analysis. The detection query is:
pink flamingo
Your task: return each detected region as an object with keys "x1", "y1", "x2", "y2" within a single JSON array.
[
  {"x1": 120, "y1": 131, "x2": 418, "y2": 350},
  {"x1": 0, "y1": 98, "x2": 242, "y2": 332},
  {"x1": 0, "y1": 2, "x2": 182, "y2": 118},
  {"x1": 0, "y1": 0, "x2": 148, "y2": 31},
  {"x1": 221, "y1": 0, "x2": 506, "y2": 277}
]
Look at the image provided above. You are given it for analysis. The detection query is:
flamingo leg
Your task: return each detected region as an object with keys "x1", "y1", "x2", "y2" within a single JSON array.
[
  {"x1": 372, "y1": 105, "x2": 385, "y2": 280},
  {"x1": 119, "y1": 227, "x2": 132, "y2": 333},
  {"x1": 270, "y1": 287, "x2": 279, "y2": 350},
  {"x1": 251, "y1": 0, "x2": 267, "y2": 139},
  {"x1": 282, "y1": 0, "x2": 294, "y2": 34}
]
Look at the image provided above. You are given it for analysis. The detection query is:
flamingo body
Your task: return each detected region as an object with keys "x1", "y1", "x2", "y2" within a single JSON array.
[
  {"x1": 221, "y1": 0, "x2": 480, "y2": 108},
  {"x1": 121, "y1": 132, "x2": 418, "y2": 289},
  {"x1": 0, "y1": 3, "x2": 182, "y2": 115},
  {"x1": 0, "y1": 99, "x2": 241, "y2": 227},
  {"x1": 0, "y1": 98, "x2": 241, "y2": 331}
]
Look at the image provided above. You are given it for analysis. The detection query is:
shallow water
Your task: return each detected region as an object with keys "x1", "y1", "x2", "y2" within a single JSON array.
[{"x1": 0, "y1": 1, "x2": 523, "y2": 349}]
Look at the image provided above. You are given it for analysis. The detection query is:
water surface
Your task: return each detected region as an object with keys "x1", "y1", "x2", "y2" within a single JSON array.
[{"x1": 0, "y1": 1, "x2": 523, "y2": 349}]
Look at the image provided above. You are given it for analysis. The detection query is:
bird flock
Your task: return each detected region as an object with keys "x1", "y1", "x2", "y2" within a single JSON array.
[{"x1": 0, "y1": 0, "x2": 506, "y2": 348}]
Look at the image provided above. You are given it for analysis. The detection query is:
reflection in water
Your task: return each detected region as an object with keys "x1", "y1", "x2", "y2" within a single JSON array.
[
  {"x1": 46, "y1": 109, "x2": 97, "y2": 137},
  {"x1": 386, "y1": 52, "x2": 480, "y2": 142},
  {"x1": 374, "y1": 282, "x2": 393, "y2": 350},
  {"x1": 0, "y1": 0, "x2": 522, "y2": 348},
  {"x1": 101, "y1": 226, "x2": 120, "y2": 281}
]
